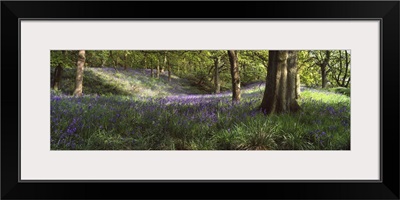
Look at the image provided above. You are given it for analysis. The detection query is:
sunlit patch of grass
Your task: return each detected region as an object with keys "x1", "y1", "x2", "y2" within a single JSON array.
[
  {"x1": 301, "y1": 90, "x2": 350, "y2": 104},
  {"x1": 54, "y1": 67, "x2": 205, "y2": 97},
  {"x1": 328, "y1": 87, "x2": 350, "y2": 96}
]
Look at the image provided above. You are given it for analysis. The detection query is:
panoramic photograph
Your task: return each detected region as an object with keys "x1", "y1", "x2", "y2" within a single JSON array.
[{"x1": 50, "y1": 50, "x2": 351, "y2": 150}]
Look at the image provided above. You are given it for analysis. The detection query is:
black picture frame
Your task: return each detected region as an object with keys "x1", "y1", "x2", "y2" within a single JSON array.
[{"x1": 2, "y1": 1, "x2": 399, "y2": 199}]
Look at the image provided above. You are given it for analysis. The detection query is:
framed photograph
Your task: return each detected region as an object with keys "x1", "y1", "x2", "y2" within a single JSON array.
[{"x1": 2, "y1": 1, "x2": 399, "y2": 199}]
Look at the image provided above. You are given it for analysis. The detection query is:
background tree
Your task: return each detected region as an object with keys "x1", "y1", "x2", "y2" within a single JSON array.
[
  {"x1": 73, "y1": 50, "x2": 86, "y2": 97},
  {"x1": 308, "y1": 50, "x2": 331, "y2": 88},
  {"x1": 206, "y1": 50, "x2": 225, "y2": 94},
  {"x1": 329, "y1": 50, "x2": 351, "y2": 88},
  {"x1": 239, "y1": 50, "x2": 267, "y2": 83},
  {"x1": 228, "y1": 50, "x2": 240, "y2": 102},
  {"x1": 51, "y1": 50, "x2": 77, "y2": 91},
  {"x1": 51, "y1": 49, "x2": 349, "y2": 98},
  {"x1": 260, "y1": 51, "x2": 300, "y2": 114},
  {"x1": 51, "y1": 50, "x2": 66, "y2": 90}
]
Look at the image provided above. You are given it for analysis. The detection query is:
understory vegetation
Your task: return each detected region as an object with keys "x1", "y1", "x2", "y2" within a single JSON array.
[{"x1": 51, "y1": 66, "x2": 350, "y2": 150}]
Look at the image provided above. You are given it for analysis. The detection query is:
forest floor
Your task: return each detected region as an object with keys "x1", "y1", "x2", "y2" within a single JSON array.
[{"x1": 51, "y1": 67, "x2": 350, "y2": 150}]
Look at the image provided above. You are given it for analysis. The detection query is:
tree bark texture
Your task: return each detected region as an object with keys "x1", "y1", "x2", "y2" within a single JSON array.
[
  {"x1": 162, "y1": 51, "x2": 166, "y2": 73},
  {"x1": 321, "y1": 50, "x2": 331, "y2": 88},
  {"x1": 228, "y1": 50, "x2": 241, "y2": 102},
  {"x1": 168, "y1": 59, "x2": 171, "y2": 82},
  {"x1": 157, "y1": 59, "x2": 160, "y2": 78},
  {"x1": 73, "y1": 50, "x2": 85, "y2": 97},
  {"x1": 214, "y1": 57, "x2": 221, "y2": 94},
  {"x1": 260, "y1": 51, "x2": 300, "y2": 114},
  {"x1": 52, "y1": 64, "x2": 63, "y2": 90},
  {"x1": 295, "y1": 73, "x2": 301, "y2": 99}
]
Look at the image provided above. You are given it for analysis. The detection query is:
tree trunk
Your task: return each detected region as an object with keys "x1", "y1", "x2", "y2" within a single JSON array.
[
  {"x1": 342, "y1": 50, "x2": 350, "y2": 87},
  {"x1": 286, "y1": 51, "x2": 300, "y2": 108},
  {"x1": 321, "y1": 65, "x2": 327, "y2": 88},
  {"x1": 110, "y1": 51, "x2": 118, "y2": 72},
  {"x1": 101, "y1": 58, "x2": 105, "y2": 68},
  {"x1": 214, "y1": 57, "x2": 221, "y2": 94},
  {"x1": 52, "y1": 64, "x2": 63, "y2": 90},
  {"x1": 162, "y1": 51, "x2": 166, "y2": 73},
  {"x1": 144, "y1": 53, "x2": 147, "y2": 68},
  {"x1": 321, "y1": 50, "x2": 330, "y2": 88},
  {"x1": 260, "y1": 51, "x2": 300, "y2": 115},
  {"x1": 124, "y1": 51, "x2": 128, "y2": 70},
  {"x1": 73, "y1": 50, "x2": 85, "y2": 97},
  {"x1": 157, "y1": 59, "x2": 160, "y2": 78},
  {"x1": 335, "y1": 50, "x2": 344, "y2": 87},
  {"x1": 228, "y1": 50, "x2": 240, "y2": 102},
  {"x1": 295, "y1": 72, "x2": 301, "y2": 99},
  {"x1": 168, "y1": 60, "x2": 171, "y2": 82}
]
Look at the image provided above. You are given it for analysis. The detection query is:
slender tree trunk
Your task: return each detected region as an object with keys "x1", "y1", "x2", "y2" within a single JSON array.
[
  {"x1": 295, "y1": 73, "x2": 301, "y2": 99},
  {"x1": 144, "y1": 53, "x2": 147, "y2": 68},
  {"x1": 52, "y1": 64, "x2": 63, "y2": 90},
  {"x1": 162, "y1": 51, "x2": 166, "y2": 73},
  {"x1": 115, "y1": 51, "x2": 119, "y2": 68},
  {"x1": 52, "y1": 51, "x2": 66, "y2": 90},
  {"x1": 73, "y1": 50, "x2": 85, "y2": 97},
  {"x1": 342, "y1": 50, "x2": 349, "y2": 87},
  {"x1": 168, "y1": 60, "x2": 171, "y2": 82},
  {"x1": 150, "y1": 59, "x2": 154, "y2": 78},
  {"x1": 321, "y1": 65, "x2": 327, "y2": 88},
  {"x1": 335, "y1": 50, "x2": 344, "y2": 86},
  {"x1": 214, "y1": 57, "x2": 221, "y2": 94},
  {"x1": 260, "y1": 51, "x2": 300, "y2": 114},
  {"x1": 124, "y1": 51, "x2": 128, "y2": 70},
  {"x1": 242, "y1": 63, "x2": 247, "y2": 81},
  {"x1": 101, "y1": 58, "x2": 105, "y2": 67},
  {"x1": 110, "y1": 51, "x2": 118, "y2": 72},
  {"x1": 321, "y1": 50, "x2": 330, "y2": 88},
  {"x1": 228, "y1": 50, "x2": 240, "y2": 102},
  {"x1": 157, "y1": 58, "x2": 160, "y2": 78}
]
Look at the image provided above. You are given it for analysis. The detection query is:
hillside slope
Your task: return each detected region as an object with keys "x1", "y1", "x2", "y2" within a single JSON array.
[{"x1": 52, "y1": 67, "x2": 207, "y2": 97}]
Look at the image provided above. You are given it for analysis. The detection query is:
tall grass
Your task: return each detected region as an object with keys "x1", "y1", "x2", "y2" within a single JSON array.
[{"x1": 51, "y1": 87, "x2": 350, "y2": 150}]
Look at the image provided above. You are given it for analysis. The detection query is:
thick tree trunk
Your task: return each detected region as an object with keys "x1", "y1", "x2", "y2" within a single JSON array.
[
  {"x1": 228, "y1": 50, "x2": 240, "y2": 102},
  {"x1": 260, "y1": 51, "x2": 300, "y2": 114},
  {"x1": 286, "y1": 51, "x2": 300, "y2": 109},
  {"x1": 214, "y1": 57, "x2": 221, "y2": 94},
  {"x1": 52, "y1": 64, "x2": 63, "y2": 90},
  {"x1": 73, "y1": 50, "x2": 85, "y2": 97}
]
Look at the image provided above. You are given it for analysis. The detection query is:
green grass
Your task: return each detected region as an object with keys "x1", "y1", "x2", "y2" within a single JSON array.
[
  {"x1": 53, "y1": 67, "x2": 206, "y2": 97},
  {"x1": 51, "y1": 86, "x2": 350, "y2": 150},
  {"x1": 328, "y1": 87, "x2": 351, "y2": 96}
]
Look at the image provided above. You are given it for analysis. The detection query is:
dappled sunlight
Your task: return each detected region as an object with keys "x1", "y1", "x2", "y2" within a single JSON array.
[{"x1": 51, "y1": 50, "x2": 350, "y2": 150}]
